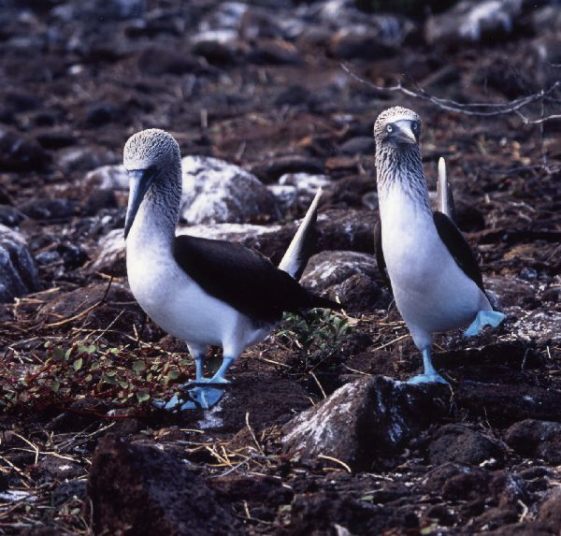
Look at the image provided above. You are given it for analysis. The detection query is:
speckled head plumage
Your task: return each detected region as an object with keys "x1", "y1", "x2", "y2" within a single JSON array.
[
  {"x1": 124, "y1": 128, "x2": 181, "y2": 172},
  {"x1": 123, "y1": 129, "x2": 182, "y2": 239},
  {"x1": 374, "y1": 106, "x2": 421, "y2": 149},
  {"x1": 374, "y1": 107, "x2": 429, "y2": 208}
]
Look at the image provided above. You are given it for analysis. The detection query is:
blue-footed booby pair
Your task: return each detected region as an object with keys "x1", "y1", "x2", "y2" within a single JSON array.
[
  {"x1": 123, "y1": 129, "x2": 339, "y2": 410},
  {"x1": 373, "y1": 107, "x2": 505, "y2": 384}
]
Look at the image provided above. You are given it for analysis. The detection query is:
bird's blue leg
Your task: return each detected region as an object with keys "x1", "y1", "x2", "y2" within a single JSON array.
[
  {"x1": 177, "y1": 356, "x2": 234, "y2": 411},
  {"x1": 155, "y1": 354, "x2": 209, "y2": 411},
  {"x1": 407, "y1": 347, "x2": 449, "y2": 385},
  {"x1": 194, "y1": 355, "x2": 204, "y2": 381},
  {"x1": 464, "y1": 310, "x2": 505, "y2": 338}
]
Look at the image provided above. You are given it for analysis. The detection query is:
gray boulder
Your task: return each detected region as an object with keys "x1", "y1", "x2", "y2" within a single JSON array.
[
  {"x1": 181, "y1": 156, "x2": 279, "y2": 224},
  {"x1": 0, "y1": 225, "x2": 39, "y2": 302},
  {"x1": 282, "y1": 376, "x2": 449, "y2": 471},
  {"x1": 301, "y1": 251, "x2": 388, "y2": 313},
  {"x1": 426, "y1": 0, "x2": 523, "y2": 47}
]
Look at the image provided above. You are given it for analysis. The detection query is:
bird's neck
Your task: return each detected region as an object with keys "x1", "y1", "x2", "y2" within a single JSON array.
[
  {"x1": 127, "y1": 172, "x2": 182, "y2": 253},
  {"x1": 375, "y1": 145, "x2": 431, "y2": 216}
]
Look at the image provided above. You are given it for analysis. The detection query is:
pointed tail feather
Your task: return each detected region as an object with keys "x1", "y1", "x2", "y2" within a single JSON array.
[
  {"x1": 278, "y1": 188, "x2": 322, "y2": 280},
  {"x1": 309, "y1": 293, "x2": 342, "y2": 311},
  {"x1": 437, "y1": 157, "x2": 456, "y2": 222}
]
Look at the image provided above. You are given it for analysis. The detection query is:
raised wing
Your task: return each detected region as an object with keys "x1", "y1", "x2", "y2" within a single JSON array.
[
  {"x1": 433, "y1": 211, "x2": 484, "y2": 293},
  {"x1": 173, "y1": 235, "x2": 337, "y2": 323}
]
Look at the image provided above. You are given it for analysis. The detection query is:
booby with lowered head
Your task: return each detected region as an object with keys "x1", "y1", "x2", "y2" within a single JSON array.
[
  {"x1": 124, "y1": 129, "x2": 339, "y2": 410},
  {"x1": 373, "y1": 107, "x2": 505, "y2": 384}
]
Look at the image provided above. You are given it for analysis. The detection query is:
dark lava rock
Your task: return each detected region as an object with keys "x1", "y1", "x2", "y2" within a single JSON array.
[
  {"x1": 286, "y1": 491, "x2": 414, "y2": 535},
  {"x1": 301, "y1": 250, "x2": 388, "y2": 313},
  {"x1": 428, "y1": 424, "x2": 505, "y2": 466},
  {"x1": 84, "y1": 189, "x2": 119, "y2": 215},
  {"x1": 19, "y1": 198, "x2": 78, "y2": 221},
  {"x1": 0, "y1": 127, "x2": 50, "y2": 172},
  {"x1": 274, "y1": 85, "x2": 311, "y2": 107},
  {"x1": 282, "y1": 376, "x2": 449, "y2": 471},
  {"x1": 536, "y1": 489, "x2": 561, "y2": 532},
  {"x1": 249, "y1": 155, "x2": 324, "y2": 183},
  {"x1": 317, "y1": 209, "x2": 375, "y2": 253},
  {"x1": 505, "y1": 419, "x2": 561, "y2": 464},
  {"x1": 443, "y1": 466, "x2": 491, "y2": 501},
  {"x1": 0, "y1": 225, "x2": 39, "y2": 302},
  {"x1": 37, "y1": 282, "x2": 150, "y2": 342},
  {"x1": 35, "y1": 129, "x2": 76, "y2": 150},
  {"x1": 88, "y1": 435, "x2": 239, "y2": 536},
  {"x1": 191, "y1": 39, "x2": 240, "y2": 65},
  {"x1": 455, "y1": 381, "x2": 561, "y2": 426},
  {"x1": 0, "y1": 205, "x2": 24, "y2": 227},
  {"x1": 329, "y1": 25, "x2": 394, "y2": 60},
  {"x1": 138, "y1": 47, "x2": 207, "y2": 76},
  {"x1": 339, "y1": 136, "x2": 375, "y2": 156},
  {"x1": 210, "y1": 474, "x2": 292, "y2": 506},
  {"x1": 87, "y1": 229, "x2": 125, "y2": 276},
  {"x1": 202, "y1": 376, "x2": 311, "y2": 433},
  {"x1": 31, "y1": 455, "x2": 84, "y2": 482},
  {"x1": 247, "y1": 39, "x2": 301, "y2": 65},
  {"x1": 84, "y1": 101, "x2": 125, "y2": 128}
]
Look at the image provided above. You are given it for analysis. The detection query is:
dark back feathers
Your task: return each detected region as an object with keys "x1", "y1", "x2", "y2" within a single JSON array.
[
  {"x1": 433, "y1": 211, "x2": 485, "y2": 293},
  {"x1": 173, "y1": 235, "x2": 339, "y2": 324}
]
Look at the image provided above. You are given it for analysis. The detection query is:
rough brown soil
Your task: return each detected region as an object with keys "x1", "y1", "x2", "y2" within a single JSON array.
[{"x1": 0, "y1": 1, "x2": 560, "y2": 535}]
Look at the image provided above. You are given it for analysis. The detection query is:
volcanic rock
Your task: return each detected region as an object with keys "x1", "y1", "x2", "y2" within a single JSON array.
[
  {"x1": 0, "y1": 225, "x2": 39, "y2": 302},
  {"x1": 505, "y1": 419, "x2": 561, "y2": 464},
  {"x1": 427, "y1": 423, "x2": 505, "y2": 466},
  {"x1": 181, "y1": 156, "x2": 279, "y2": 224},
  {"x1": 0, "y1": 127, "x2": 50, "y2": 172},
  {"x1": 88, "y1": 436, "x2": 239, "y2": 536},
  {"x1": 301, "y1": 250, "x2": 388, "y2": 313},
  {"x1": 282, "y1": 376, "x2": 449, "y2": 471}
]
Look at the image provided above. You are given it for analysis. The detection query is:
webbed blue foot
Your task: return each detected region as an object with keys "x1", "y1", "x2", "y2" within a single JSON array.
[
  {"x1": 177, "y1": 385, "x2": 227, "y2": 410},
  {"x1": 407, "y1": 372, "x2": 449, "y2": 385},
  {"x1": 154, "y1": 383, "x2": 228, "y2": 411},
  {"x1": 407, "y1": 347, "x2": 449, "y2": 385},
  {"x1": 153, "y1": 355, "x2": 234, "y2": 411},
  {"x1": 464, "y1": 310, "x2": 505, "y2": 338}
]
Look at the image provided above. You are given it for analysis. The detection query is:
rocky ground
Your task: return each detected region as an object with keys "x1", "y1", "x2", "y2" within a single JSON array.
[{"x1": 0, "y1": 0, "x2": 560, "y2": 534}]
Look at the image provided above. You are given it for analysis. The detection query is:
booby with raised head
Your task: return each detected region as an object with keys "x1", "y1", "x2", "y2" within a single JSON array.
[
  {"x1": 123, "y1": 129, "x2": 338, "y2": 410},
  {"x1": 373, "y1": 107, "x2": 505, "y2": 384}
]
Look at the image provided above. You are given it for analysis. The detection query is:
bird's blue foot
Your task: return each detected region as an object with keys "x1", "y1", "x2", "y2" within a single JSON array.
[
  {"x1": 154, "y1": 380, "x2": 229, "y2": 411},
  {"x1": 407, "y1": 372, "x2": 449, "y2": 385},
  {"x1": 464, "y1": 310, "x2": 505, "y2": 338}
]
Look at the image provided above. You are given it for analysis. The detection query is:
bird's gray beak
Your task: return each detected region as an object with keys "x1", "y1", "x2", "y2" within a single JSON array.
[
  {"x1": 124, "y1": 168, "x2": 155, "y2": 239},
  {"x1": 394, "y1": 121, "x2": 418, "y2": 145}
]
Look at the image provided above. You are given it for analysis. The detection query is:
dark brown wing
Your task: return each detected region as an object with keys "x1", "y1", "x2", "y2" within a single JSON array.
[
  {"x1": 173, "y1": 235, "x2": 339, "y2": 323},
  {"x1": 433, "y1": 211, "x2": 485, "y2": 293}
]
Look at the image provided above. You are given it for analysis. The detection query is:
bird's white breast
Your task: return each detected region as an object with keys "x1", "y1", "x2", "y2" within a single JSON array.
[
  {"x1": 380, "y1": 186, "x2": 490, "y2": 338},
  {"x1": 126, "y1": 225, "x2": 271, "y2": 353}
]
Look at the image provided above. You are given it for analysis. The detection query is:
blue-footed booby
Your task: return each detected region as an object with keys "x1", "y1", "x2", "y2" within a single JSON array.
[
  {"x1": 373, "y1": 107, "x2": 505, "y2": 384},
  {"x1": 123, "y1": 129, "x2": 338, "y2": 410}
]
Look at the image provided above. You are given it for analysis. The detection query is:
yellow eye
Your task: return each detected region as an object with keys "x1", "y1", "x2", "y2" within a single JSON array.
[{"x1": 386, "y1": 125, "x2": 393, "y2": 133}]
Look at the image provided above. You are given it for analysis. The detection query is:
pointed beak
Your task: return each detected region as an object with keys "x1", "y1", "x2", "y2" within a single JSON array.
[
  {"x1": 394, "y1": 122, "x2": 417, "y2": 145},
  {"x1": 124, "y1": 168, "x2": 154, "y2": 239}
]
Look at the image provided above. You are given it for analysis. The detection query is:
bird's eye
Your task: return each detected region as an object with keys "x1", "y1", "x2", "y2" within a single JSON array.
[
  {"x1": 386, "y1": 125, "x2": 393, "y2": 133},
  {"x1": 412, "y1": 122, "x2": 418, "y2": 132}
]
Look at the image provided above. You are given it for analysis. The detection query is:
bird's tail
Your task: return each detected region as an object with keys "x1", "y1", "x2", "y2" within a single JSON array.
[
  {"x1": 309, "y1": 293, "x2": 342, "y2": 311},
  {"x1": 437, "y1": 157, "x2": 456, "y2": 222},
  {"x1": 278, "y1": 188, "x2": 322, "y2": 281}
]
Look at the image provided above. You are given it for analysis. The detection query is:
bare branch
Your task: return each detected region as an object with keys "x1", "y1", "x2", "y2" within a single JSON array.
[{"x1": 341, "y1": 63, "x2": 561, "y2": 122}]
